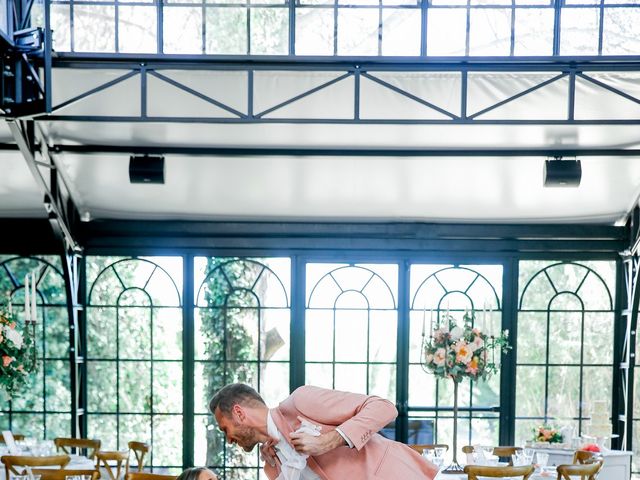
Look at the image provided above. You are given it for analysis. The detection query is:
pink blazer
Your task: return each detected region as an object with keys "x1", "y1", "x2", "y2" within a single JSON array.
[{"x1": 264, "y1": 385, "x2": 439, "y2": 480}]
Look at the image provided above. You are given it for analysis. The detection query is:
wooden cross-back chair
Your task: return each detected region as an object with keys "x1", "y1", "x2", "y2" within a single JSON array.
[
  {"x1": 32, "y1": 468, "x2": 100, "y2": 480},
  {"x1": 556, "y1": 460, "x2": 604, "y2": 480},
  {"x1": 572, "y1": 450, "x2": 600, "y2": 465},
  {"x1": 126, "y1": 442, "x2": 150, "y2": 474},
  {"x1": 0, "y1": 435, "x2": 25, "y2": 444},
  {"x1": 125, "y1": 473, "x2": 176, "y2": 480},
  {"x1": 462, "y1": 445, "x2": 523, "y2": 465},
  {"x1": 464, "y1": 464, "x2": 535, "y2": 480},
  {"x1": 95, "y1": 451, "x2": 129, "y2": 480},
  {"x1": 407, "y1": 444, "x2": 449, "y2": 455},
  {"x1": 1, "y1": 454, "x2": 71, "y2": 480},
  {"x1": 54, "y1": 438, "x2": 102, "y2": 460}
]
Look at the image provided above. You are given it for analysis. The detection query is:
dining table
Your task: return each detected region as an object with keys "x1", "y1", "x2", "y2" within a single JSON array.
[{"x1": 433, "y1": 465, "x2": 557, "y2": 479}]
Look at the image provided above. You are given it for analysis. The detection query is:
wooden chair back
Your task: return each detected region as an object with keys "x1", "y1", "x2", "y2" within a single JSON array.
[
  {"x1": 32, "y1": 468, "x2": 100, "y2": 480},
  {"x1": 1, "y1": 454, "x2": 71, "y2": 480},
  {"x1": 461, "y1": 445, "x2": 523, "y2": 465},
  {"x1": 0, "y1": 435, "x2": 25, "y2": 444},
  {"x1": 556, "y1": 460, "x2": 604, "y2": 480},
  {"x1": 572, "y1": 450, "x2": 599, "y2": 464},
  {"x1": 54, "y1": 438, "x2": 102, "y2": 460},
  {"x1": 126, "y1": 442, "x2": 150, "y2": 474},
  {"x1": 125, "y1": 473, "x2": 176, "y2": 480},
  {"x1": 464, "y1": 464, "x2": 535, "y2": 479},
  {"x1": 95, "y1": 451, "x2": 129, "y2": 480},
  {"x1": 407, "y1": 444, "x2": 449, "y2": 454}
]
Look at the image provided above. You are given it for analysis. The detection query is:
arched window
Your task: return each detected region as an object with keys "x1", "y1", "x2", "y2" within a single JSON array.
[
  {"x1": 194, "y1": 257, "x2": 290, "y2": 479},
  {"x1": 515, "y1": 260, "x2": 615, "y2": 445},
  {"x1": 86, "y1": 256, "x2": 183, "y2": 471},
  {"x1": 408, "y1": 264, "x2": 503, "y2": 455},
  {"x1": 305, "y1": 263, "x2": 398, "y2": 401},
  {"x1": 0, "y1": 255, "x2": 70, "y2": 439}
]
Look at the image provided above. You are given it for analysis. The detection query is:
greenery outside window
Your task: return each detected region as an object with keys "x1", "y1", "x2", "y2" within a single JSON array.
[
  {"x1": 86, "y1": 256, "x2": 183, "y2": 472},
  {"x1": 0, "y1": 255, "x2": 71, "y2": 439},
  {"x1": 515, "y1": 260, "x2": 615, "y2": 446}
]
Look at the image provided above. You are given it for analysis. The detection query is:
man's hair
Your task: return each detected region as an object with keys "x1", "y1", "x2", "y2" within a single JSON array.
[
  {"x1": 176, "y1": 467, "x2": 209, "y2": 480},
  {"x1": 209, "y1": 383, "x2": 266, "y2": 416}
]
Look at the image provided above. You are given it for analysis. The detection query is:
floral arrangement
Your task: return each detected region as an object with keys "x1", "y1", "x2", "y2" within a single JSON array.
[
  {"x1": 423, "y1": 312, "x2": 511, "y2": 383},
  {"x1": 533, "y1": 425, "x2": 563, "y2": 443},
  {"x1": 0, "y1": 308, "x2": 36, "y2": 397}
]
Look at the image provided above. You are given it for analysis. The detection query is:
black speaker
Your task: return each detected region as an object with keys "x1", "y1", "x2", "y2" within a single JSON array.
[
  {"x1": 543, "y1": 159, "x2": 581, "y2": 187},
  {"x1": 129, "y1": 155, "x2": 165, "y2": 184}
]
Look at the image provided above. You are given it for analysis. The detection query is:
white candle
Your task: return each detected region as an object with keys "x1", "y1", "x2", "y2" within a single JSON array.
[
  {"x1": 483, "y1": 301, "x2": 488, "y2": 328},
  {"x1": 24, "y1": 274, "x2": 29, "y2": 321},
  {"x1": 7, "y1": 292, "x2": 12, "y2": 315},
  {"x1": 422, "y1": 306, "x2": 426, "y2": 338},
  {"x1": 430, "y1": 309, "x2": 434, "y2": 336},
  {"x1": 31, "y1": 271, "x2": 37, "y2": 322},
  {"x1": 443, "y1": 302, "x2": 450, "y2": 332}
]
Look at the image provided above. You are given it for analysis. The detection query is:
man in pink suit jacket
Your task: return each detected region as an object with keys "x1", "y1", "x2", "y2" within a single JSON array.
[{"x1": 210, "y1": 383, "x2": 439, "y2": 480}]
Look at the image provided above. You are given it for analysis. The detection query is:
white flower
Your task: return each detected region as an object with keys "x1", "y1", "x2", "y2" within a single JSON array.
[
  {"x1": 4, "y1": 326, "x2": 23, "y2": 349},
  {"x1": 450, "y1": 326, "x2": 464, "y2": 341}
]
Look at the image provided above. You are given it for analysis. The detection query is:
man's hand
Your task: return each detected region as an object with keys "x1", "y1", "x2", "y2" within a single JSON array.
[
  {"x1": 260, "y1": 437, "x2": 279, "y2": 467},
  {"x1": 290, "y1": 429, "x2": 346, "y2": 456}
]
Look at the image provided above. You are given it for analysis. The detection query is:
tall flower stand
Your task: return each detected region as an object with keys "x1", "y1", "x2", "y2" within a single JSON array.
[{"x1": 442, "y1": 380, "x2": 464, "y2": 474}]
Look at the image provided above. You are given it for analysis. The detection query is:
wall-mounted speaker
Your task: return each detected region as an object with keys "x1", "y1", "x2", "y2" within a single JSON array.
[
  {"x1": 543, "y1": 159, "x2": 581, "y2": 187},
  {"x1": 129, "y1": 155, "x2": 165, "y2": 184}
]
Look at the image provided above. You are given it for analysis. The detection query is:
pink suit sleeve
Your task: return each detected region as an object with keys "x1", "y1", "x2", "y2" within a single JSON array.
[{"x1": 292, "y1": 385, "x2": 398, "y2": 451}]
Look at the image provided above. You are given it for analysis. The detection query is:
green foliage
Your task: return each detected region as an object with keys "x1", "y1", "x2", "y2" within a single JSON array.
[
  {"x1": 0, "y1": 309, "x2": 37, "y2": 397},
  {"x1": 201, "y1": 259, "x2": 262, "y2": 468}
]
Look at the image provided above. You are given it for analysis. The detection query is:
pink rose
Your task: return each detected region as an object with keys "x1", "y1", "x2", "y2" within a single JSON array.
[{"x1": 2, "y1": 355, "x2": 13, "y2": 367}]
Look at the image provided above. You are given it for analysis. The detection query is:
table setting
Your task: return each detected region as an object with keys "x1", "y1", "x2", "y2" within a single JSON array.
[{"x1": 430, "y1": 447, "x2": 558, "y2": 479}]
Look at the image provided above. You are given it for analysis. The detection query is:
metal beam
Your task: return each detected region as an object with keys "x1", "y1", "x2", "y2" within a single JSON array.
[
  {"x1": 34, "y1": 56, "x2": 640, "y2": 126},
  {"x1": 51, "y1": 145, "x2": 640, "y2": 158},
  {"x1": 79, "y1": 220, "x2": 628, "y2": 254},
  {"x1": 8, "y1": 120, "x2": 82, "y2": 252}
]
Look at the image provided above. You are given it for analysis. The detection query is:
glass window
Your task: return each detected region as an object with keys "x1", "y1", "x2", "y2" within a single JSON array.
[
  {"x1": 194, "y1": 257, "x2": 291, "y2": 479},
  {"x1": 305, "y1": 263, "x2": 398, "y2": 401},
  {"x1": 86, "y1": 256, "x2": 183, "y2": 470},
  {"x1": 408, "y1": 264, "x2": 503, "y2": 461},
  {"x1": 515, "y1": 261, "x2": 615, "y2": 446},
  {"x1": 0, "y1": 255, "x2": 71, "y2": 440},
  {"x1": 26, "y1": 0, "x2": 640, "y2": 57}
]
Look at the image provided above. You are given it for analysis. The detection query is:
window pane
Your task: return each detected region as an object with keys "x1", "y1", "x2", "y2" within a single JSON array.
[
  {"x1": 206, "y1": 7, "x2": 248, "y2": 54},
  {"x1": 250, "y1": 8, "x2": 289, "y2": 54},
  {"x1": 602, "y1": 7, "x2": 640, "y2": 54},
  {"x1": 517, "y1": 312, "x2": 547, "y2": 364},
  {"x1": 118, "y1": 6, "x2": 157, "y2": 53},
  {"x1": 51, "y1": 5, "x2": 71, "y2": 51},
  {"x1": 514, "y1": 8, "x2": 554, "y2": 55},
  {"x1": 74, "y1": 6, "x2": 116, "y2": 52},
  {"x1": 337, "y1": 9, "x2": 380, "y2": 55},
  {"x1": 163, "y1": 7, "x2": 203, "y2": 53},
  {"x1": 560, "y1": 8, "x2": 600, "y2": 55},
  {"x1": 295, "y1": 8, "x2": 334, "y2": 55},
  {"x1": 427, "y1": 9, "x2": 467, "y2": 55},
  {"x1": 381, "y1": 9, "x2": 421, "y2": 56},
  {"x1": 469, "y1": 8, "x2": 512, "y2": 56}
]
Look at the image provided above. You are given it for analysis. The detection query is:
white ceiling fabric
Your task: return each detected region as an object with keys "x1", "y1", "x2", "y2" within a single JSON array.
[{"x1": 2, "y1": 66, "x2": 640, "y2": 223}]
